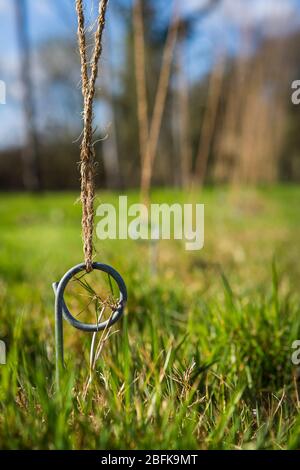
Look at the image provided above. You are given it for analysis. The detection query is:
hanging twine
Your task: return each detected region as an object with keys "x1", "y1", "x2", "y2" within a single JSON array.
[{"x1": 76, "y1": 0, "x2": 109, "y2": 272}]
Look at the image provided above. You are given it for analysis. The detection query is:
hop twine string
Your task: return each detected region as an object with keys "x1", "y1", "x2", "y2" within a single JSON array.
[{"x1": 76, "y1": 0, "x2": 109, "y2": 272}]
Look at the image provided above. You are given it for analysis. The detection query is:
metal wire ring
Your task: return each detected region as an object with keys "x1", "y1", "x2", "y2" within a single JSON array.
[{"x1": 53, "y1": 262, "x2": 127, "y2": 332}]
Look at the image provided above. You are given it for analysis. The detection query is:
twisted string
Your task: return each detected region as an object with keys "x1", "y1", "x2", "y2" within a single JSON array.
[{"x1": 76, "y1": 0, "x2": 109, "y2": 272}]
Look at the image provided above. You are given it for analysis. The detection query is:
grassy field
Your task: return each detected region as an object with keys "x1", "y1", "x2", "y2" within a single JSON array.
[{"x1": 0, "y1": 186, "x2": 300, "y2": 450}]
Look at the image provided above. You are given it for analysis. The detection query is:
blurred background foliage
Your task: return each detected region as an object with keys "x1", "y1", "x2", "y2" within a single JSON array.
[{"x1": 0, "y1": 0, "x2": 300, "y2": 191}]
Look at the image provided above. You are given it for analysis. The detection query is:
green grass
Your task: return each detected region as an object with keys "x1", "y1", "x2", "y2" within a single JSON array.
[{"x1": 0, "y1": 186, "x2": 300, "y2": 449}]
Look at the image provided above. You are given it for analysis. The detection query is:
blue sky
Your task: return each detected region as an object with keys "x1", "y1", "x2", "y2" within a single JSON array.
[{"x1": 1, "y1": 0, "x2": 300, "y2": 149}]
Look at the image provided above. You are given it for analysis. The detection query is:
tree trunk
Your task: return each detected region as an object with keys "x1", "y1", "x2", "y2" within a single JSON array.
[
  {"x1": 176, "y1": 43, "x2": 192, "y2": 188},
  {"x1": 133, "y1": 0, "x2": 149, "y2": 165},
  {"x1": 194, "y1": 50, "x2": 226, "y2": 186},
  {"x1": 102, "y1": 26, "x2": 122, "y2": 189},
  {"x1": 15, "y1": 0, "x2": 41, "y2": 191},
  {"x1": 140, "y1": 6, "x2": 179, "y2": 204}
]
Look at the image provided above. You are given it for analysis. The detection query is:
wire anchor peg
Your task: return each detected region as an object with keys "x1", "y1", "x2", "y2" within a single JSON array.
[{"x1": 52, "y1": 262, "x2": 127, "y2": 386}]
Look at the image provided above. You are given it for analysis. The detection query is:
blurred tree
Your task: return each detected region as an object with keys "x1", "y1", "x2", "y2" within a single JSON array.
[
  {"x1": 133, "y1": 0, "x2": 149, "y2": 167},
  {"x1": 101, "y1": 26, "x2": 123, "y2": 189},
  {"x1": 140, "y1": 2, "x2": 179, "y2": 204},
  {"x1": 194, "y1": 49, "x2": 226, "y2": 186},
  {"x1": 214, "y1": 30, "x2": 291, "y2": 184},
  {"x1": 14, "y1": 0, "x2": 41, "y2": 190},
  {"x1": 175, "y1": 23, "x2": 193, "y2": 188},
  {"x1": 113, "y1": 0, "x2": 176, "y2": 191},
  {"x1": 172, "y1": 0, "x2": 221, "y2": 188}
]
